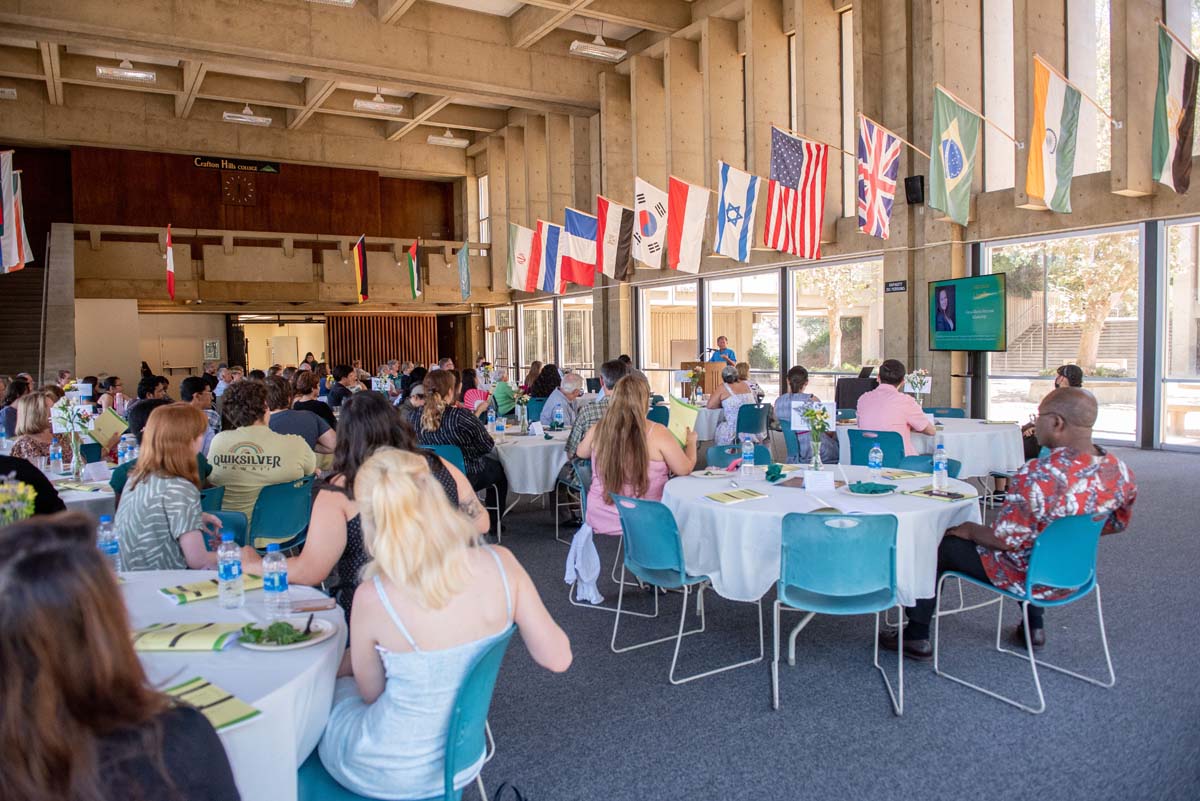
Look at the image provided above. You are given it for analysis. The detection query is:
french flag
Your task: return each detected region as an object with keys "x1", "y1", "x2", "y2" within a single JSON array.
[
  {"x1": 560, "y1": 208, "x2": 596, "y2": 287},
  {"x1": 666, "y1": 176, "x2": 709, "y2": 274},
  {"x1": 534, "y1": 219, "x2": 564, "y2": 294}
]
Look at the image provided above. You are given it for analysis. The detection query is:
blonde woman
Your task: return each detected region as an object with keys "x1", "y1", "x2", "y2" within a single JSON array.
[
  {"x1": 318, "y1": 448, "x2": 571, "y2": 798},
  {"x1": 9, "y1": 391, "x2": 72, "y2": 468},
  {"x1": 576, "y1": 375, "x2": 697, "y2": 535}
]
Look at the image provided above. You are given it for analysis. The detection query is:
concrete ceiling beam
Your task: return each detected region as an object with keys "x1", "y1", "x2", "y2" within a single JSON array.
[
  {"x1": 386, "y1": 94, "x2": 453, "y2": 141},
  {"x1": 286, "y1": 78, "x2": 337, "y2": 130},
  {"x1": 198, "y1": 72, "x2": 307, "y2": 110},
  {"x1": 510, "y1": 1, "x2": 593, "y2": 49},
  {"x1": 36, "y1": 42, "x2": 63, "y2": 105},
  {"x1": 60, "y1": 53, "x2": 183, "y2": 95},
  {"x1": 0, "y1": 46, "x2": 44, "y2": 80},
  {"x1": 379, "y1": 0, "x2": 422, "y2": 25},
  {"x1": 174, "y1": 59, "x2": 206, "y2": 117}
]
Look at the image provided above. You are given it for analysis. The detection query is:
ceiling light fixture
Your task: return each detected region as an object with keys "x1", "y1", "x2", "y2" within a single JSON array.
[
  {"x1": 223, "y1": 104, "x2": 273, "y2": 127},
  {"x1": 427, "y1": 128, "x2": 470, "y2": 148},
  {"x1": 96, "y1": 59, "x2": 158, "y2": 84},
  {"x1": 353, "y1": 91, "x2": 405, "y2": 115},
  {"x1": 0, "y1": 88, "x2": 16, "y2": 100},
  {"x1": 569, "y1": 20, "x2": 626, "y2": 64},
  {"x1": 306, "y1": 0, "x2": 357, "y2": 6}
]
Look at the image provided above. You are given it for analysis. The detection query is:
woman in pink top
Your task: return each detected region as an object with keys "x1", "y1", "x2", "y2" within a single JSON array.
[
  {"x1": 576, "y1": 375, "x2": 698, "y2": 535},
  {"x1": 459, "y1": 368, "x2": 490, "y2": 417}
]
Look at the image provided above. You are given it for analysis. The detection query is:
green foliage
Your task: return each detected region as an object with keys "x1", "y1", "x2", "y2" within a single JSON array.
[{"x1": 747, "y1": 340, "x2": 778, "y2": 370}]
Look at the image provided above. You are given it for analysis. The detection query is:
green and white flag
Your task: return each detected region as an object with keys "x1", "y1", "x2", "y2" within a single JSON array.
[
  {"x1": 405, "y1": 240, "x2": 420, "y2": 299},
  {"x1": 1152, "y1": 25, "x2": 1199, "y2": 194},
  {"x1": 1025, "y1": 58, "x2": 1080, "y2": 213},
  {"x1": 928, "y1": 87, "x2": 980, "y2": 227},
  {"x1": 457, "y1": 239, "x2": 471, "y2": 301}
]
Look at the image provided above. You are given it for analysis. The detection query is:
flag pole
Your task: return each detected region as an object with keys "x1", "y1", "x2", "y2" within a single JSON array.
[
  {"x1": 857, "y1": 112, "x2": 931, "y2": 159},
  {"x1": 1033, "y1": 54, "x2": 1123, "y2": 129},
  {"x1": 771, "y1": 124, "x2": 856, "y2": 158},
  {"x1": 1157, "y1": 18, "x2": 1200, "y2": 62},
  {"x1": 933, "y1": 83, "x2": 1025, "y2": 149}
]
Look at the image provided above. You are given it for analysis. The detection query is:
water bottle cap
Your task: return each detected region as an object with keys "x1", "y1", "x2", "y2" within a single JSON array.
[
  {"x1": 266, "y1": 543, "x2": 280, "y2": 552},
  {"x1": 221, "y1": 531, "x2": 234, "y2": 542},
  {"x1": 936, "y1": 443, "x2": 945, "y2": 450},
  {"x1": 99, "y1": 515, "x2": 113, "y2": 523}
]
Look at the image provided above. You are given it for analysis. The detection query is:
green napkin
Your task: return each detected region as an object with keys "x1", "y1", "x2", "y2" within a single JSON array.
[
  {"x1": 543, "y1": 433, "x2": 553, "y2": 440},
  {"x1": 764, "y1": 463, "x2": 784, "y2": 482},
  {"x1": 848, "y1": 481, "x2": 896, "y2": 495}
]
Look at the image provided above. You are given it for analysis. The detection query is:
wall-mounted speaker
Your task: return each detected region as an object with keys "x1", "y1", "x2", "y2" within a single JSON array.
[{"x1": 904, "y1": 175, "x2": 925, "y2": 205}]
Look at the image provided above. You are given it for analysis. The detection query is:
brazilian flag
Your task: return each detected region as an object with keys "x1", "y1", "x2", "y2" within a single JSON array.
[{"x1": 928, "y1": 88, "x2": 980, "y2": 227}]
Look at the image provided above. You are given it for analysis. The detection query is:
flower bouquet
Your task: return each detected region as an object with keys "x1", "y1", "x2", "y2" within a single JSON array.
[
  {"x1": 52, "y1": 395, "x2": 96, "y2": 480},
  {"x1": 687, "y1": 365, "x2": 706, "y2": 401},
  {"x1": 0, "y1": 473, "x2": 36, "y2": 527},
  {"x1": 800, "y1": 404, "x2": 831, "y2": 471},
  {"x1": 905, "y1": 369, "x2": 931, "y2": 407},
  {"x1": 513, "y1": 387, "x2": 530, "y2": 433}
]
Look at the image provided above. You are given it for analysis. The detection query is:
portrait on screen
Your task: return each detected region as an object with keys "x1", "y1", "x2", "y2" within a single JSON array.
[{"x1": 934, "y1": 286, "x2": 956, "y2": 332}]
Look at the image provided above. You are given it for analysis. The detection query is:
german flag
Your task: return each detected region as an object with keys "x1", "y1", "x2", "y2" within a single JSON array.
[{"x1": 352, "y1": 235, "x2": 368, "y2": 303}]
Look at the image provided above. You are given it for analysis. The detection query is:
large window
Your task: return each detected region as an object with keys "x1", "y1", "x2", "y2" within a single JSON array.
[
  {"x1": 639, "y1": 281, "x2": 699, "y2": 397},
  {"x1": 560, "y1": 293, "x2": 595, "y2": 377},
  {"x1": 791, "y1": 259, "x2": 884, "y2": 400},
  {"x1": 484, "y1": 306, "x2": 514, "y2": 373},
  {"x1": 1164, "y1": 221, "x2": 1200, "y2": 447},
  {"x1": 708, "y1": 272, "x2": 781, "y2": 401},
  {"x1": 518, "y1": 300, "x2": 555, "y2": 370},
  {"x1": 985, "y1": 228, "x2": 1140, "y2": 441}
]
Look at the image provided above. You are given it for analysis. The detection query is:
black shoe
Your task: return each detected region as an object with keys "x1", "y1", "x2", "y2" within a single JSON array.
[
  {"x1": 1011, "y1": 623, "x2": 1046, "y2": 650},
  {"x1": 878, "y1": 630, "x2": 933, "y2": 661}
]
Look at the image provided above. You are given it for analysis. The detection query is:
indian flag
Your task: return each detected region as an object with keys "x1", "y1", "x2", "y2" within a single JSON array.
[
  {"x1": 1152, "y1": 25, "x2": 1199, "y2": 194},
  {"x1": 1025, "y1": 58, "x2": 1080, "y2": 214}
]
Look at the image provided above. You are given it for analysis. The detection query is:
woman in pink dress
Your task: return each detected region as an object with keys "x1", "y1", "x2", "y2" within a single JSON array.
[{"x1": 576, "y1": 375, "x2": 698, "y2": 535}]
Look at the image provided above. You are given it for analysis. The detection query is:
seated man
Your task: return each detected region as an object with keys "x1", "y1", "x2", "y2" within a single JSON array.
[
  {"x1": 180, "y1": 375, "x2": 220, "y2": 455},
  {"x1": 882, "y1": 387, "x2": 1137, "y2": 659},
  {"x1": 540, "y1": 372, "x2": 584, "y2": 428},
  {"x1": 855, "y1": 358, "x2": 935, "y2": 456},
  {"x1": 566, "y1": 359, "x2": 630, "y2": 460}
]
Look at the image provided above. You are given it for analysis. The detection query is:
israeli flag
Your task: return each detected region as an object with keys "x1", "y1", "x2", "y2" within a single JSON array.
[{"x1": 714, "y1": 161, "x2": 761, "y2": 263}]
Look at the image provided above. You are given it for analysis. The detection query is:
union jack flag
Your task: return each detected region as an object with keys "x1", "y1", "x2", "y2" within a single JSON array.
[{"x1": 856, "y1": 117, "x2": 902, "y2": 240}]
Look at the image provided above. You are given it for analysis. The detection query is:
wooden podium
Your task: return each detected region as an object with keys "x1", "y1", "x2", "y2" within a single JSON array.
[{"x1": 680, "y1": 360, "x2": 727, "y2": 394}]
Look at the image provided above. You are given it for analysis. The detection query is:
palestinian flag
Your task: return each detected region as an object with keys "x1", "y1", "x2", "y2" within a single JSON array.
[
  {"x1": 351, "y1": 235, "x2": 367, "y2": 303},
  {"x1": 406, "y1": 240, "x2": 421, "y2": 299},
  {"x1": 1152, "y1": 25, "x2": 1199, "y2": 194}
]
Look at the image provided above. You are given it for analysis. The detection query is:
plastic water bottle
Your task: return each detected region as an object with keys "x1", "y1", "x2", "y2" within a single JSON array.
[
  {"x1": 553, "y1": 404, "x2": 565, "y2": 430},
  {"x1": 740, "y1": 435, "x2": 755, "y2": 477},
  {"x1": 868, "y1": 444, "x2": 884, "y2": 482},
  {"x1": 494, "y1": 411, "x2": 506, "y2": 440},
  {"x1": 262, "y1": 543, "x2": 290, "y2": 620},
  {"x1": 48, "y1": 438, "x2": 64, "y2": 475},
  {"x1": 116, "y1": 436, "x2": 129, "y2": 464},
  {"x1": 97, "y1": 515, "x2": 123, "y2": 572},
  {"x1": 217, "y1": 532, "x2": 245, "y2": 609},
  {"x1": 932, "y1": 444, "x2": 950, "y2": 492},
  {"x1": 487, "y1": 407, "x2": 497, "y2": 433}
]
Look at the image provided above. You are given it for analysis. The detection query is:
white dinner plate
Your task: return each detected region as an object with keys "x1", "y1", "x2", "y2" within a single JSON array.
[
  {"x1": 690, "y1": 469, "x2": 733, "y2": 479},
  {"x1": 239, "y1": 618, "x2": 337, "y2": 652},
  {"x1": 837, "y1": 484, "x2": 898, "y2": 497}
]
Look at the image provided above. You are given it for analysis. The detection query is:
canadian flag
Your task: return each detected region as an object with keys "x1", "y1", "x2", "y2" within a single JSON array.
[{"x1": 166, "y1": 224, "x2": 175, "y2": 300}]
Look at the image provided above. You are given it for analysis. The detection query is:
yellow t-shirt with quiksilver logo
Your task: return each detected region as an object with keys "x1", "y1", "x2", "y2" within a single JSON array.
[{"x1": 207, "y1": 425, "x2": 317, "y2": 537}]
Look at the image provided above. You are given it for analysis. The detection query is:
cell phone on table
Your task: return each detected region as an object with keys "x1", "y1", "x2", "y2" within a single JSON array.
[
  {"x1": 291, "y1": 597, "x2": 337, "y2": 612},
  {"x1": 928, "y1": 489, "x2": 964, "y2": 499}
]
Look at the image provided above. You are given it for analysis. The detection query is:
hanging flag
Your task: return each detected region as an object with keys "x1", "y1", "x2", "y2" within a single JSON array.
[
  {"x1": 764, "y1": 127, "x2": 828, "y2": 259},
  {"x1": 596, "y1": 195, "x2": 634, "y2": 281},
  {"x1": 534, "y1": 220, "x2": 564, "y2": 294},
  {"x1": 632, "y1": 177, "x2": 668, "y2": 269},
  {"x1": 928, "y1": 87, "x2": 981, "y2": 226},
  {"x1": 666, "y1": 176, "x2": 710, "y2": 274},
  {"x1": 560, "y1": 208, "x2": 597, "y2": 287},
  {"x1": 165, "y1": 224, "x2": 176, "y2": 300},
  {"x1": 457, "y1": 240, "x2": 471, "y2": 301},
  {"x1": 351, "y1": 235, "x2": 368, "y2": 303},
  {"x1": 1, "y1": 171, "x2": 31, "y2": 274},
  {"x1": 857, "y1": 117, "x2": 903, "y2": 239},
  {"x1": 1025, "y1": 59, "x2": 1081, "y2": 213},
  {"x1": 405, "y1": 240, "x2": 420, "y2": 299},
  {"x1": 0, "y1": 151, "x2": 10, "y2": 244},
  {"x1": 507, "y1": 222, "x2": 537, "y2": 291},
  {"x1": 714, "y1": 161, "x2": 761, "y2": 263},
  {"x1": 1152, "y1": 25, "x2": 1199, "y2": 194}
]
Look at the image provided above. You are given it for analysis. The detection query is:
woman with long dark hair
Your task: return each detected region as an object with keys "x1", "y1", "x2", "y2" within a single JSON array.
[
  {"x1": 773, "y1": 365, "x2": 838, "y2": 465},
  {"x1": 0, "y1": 512, "x2": 239, "y2": 801},
  {"x1": 244, "y1": 391, "x2": 485, "y2": 622},
  {"x1": 459, "y1": 368, "x2": 490, "y2": 416},
  {"x1": 522, "y1": 360, "x2": 543, "y2": 392},
  {"x1": 527, "y1": 363, "x2": 561, "y2": 399}
]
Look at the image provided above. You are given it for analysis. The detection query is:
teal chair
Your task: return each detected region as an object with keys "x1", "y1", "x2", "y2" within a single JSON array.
[
  {"x1": 610, "y1": 495, "x2": 763, "y2": 684},
  {"x1": 525, "y1": 397, "x2": 547, "y2": 425},
  {"x1": 933, "y1": 513, "x2": 1114, "y2": 714},
  {"x1": 782, "y1": 429, "x2": 804, "y2": 464},
  {"x1": 247, "y1": 474, "x2": 316, "y2": 552},
  {"x1": 898, "y1": 454, "x2": 963, "y2": 478},
  {"x1": 554, "y1": 457, "x2": 588, "y2": 545},
  {"x1": 298, "y1": 626, "x2": 516, "y2": 801},
  {"x1": 650, "y1": 394, "x2": 665, "y2": 406},
  {"x1": 924, "y1": 406, "x2": 966, "y2": 418},
  {"x1": 847, "y1": 429, "x2": 904, "y2": 468},
  {"x1": 207, "y1": 510, "x2": 248, "y2": 549},
  {"x1": 646, "y1": 406, "x2": 670, "y2": 426},
  {"x1": 773, "y1": 512, "x2": 903, "y2": 714},
  {"x1": 426, "y1": 444, "x2": 503, "y2": 542},
  {"x1": 836, "y1": 408, "x2": 857, "y2": 421},
  {"x1": 706, "y1": 443, "x2": 771, "y2": 469},
  {"x1": 200, "y1": 485, "x2": 226, "y2": 513},
  {"x1": 735, "y1": 403, "x2": 770, "y2": 439},
  {"x1": 79, "y1": 442, "x2": 103, "y2": 464}
]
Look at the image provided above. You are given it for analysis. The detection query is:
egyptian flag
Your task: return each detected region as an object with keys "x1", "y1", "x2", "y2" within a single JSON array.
[
  {"x1": 165, "y1": 225, "x2": 176, "y2": 299},
  {"x1": 595, "y1": 194, "x2": 634, "y2": 282},
  {"x1": 352, "y1": 235, "x2": 368, "y2": 303},
  {"x1": 1152, "y1": 25, "x2": 1199, "y2": 194},
  {"x1": 406, "y1": 240, "x2": 421, "y2": 299},
  {"x1": 666, "y1": 176, "x2": 710, "y2": 274}
]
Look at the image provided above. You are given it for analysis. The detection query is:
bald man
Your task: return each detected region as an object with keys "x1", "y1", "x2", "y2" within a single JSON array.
[{"x1": 882, "y1": 388, "x2": 1137, "y2": 659}]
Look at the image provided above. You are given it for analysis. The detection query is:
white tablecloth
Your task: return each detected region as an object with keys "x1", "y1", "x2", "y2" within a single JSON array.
[
  {"x1": 836, "y1": 419, "x2": 1025, "y2": 478},
  {"x1": 494, "y1": 428, "x2": 570, "y2": 494},
  {"x1": 661, "y1": 465, "x2": 982, "y2": 606},
  {"x1": 123, "y1": 569, "x2": 346, "y2": 801},
  {"x1": 692, "y1": 408, "x2": 723, "y2": 441}
]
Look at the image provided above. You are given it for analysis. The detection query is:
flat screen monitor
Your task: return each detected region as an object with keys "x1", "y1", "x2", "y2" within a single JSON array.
[{"x1": 929, "y1": 273, "x2": 1008, "y2": 352}]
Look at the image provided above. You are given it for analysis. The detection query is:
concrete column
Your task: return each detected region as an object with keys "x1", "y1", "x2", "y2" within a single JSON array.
[
  {"x1": 547, "y1": 113, "x2": 573, "y2": 222},
  {"x1": 794, "y1": 0, "x2": 844, "y2": 237},
  {"x1": 571, "y1": 115, "x2": 594, "y2": 212},
  {"x1": 1013, "y1": 0, "x2": 1066, "y2": 209},
  {"x1": 486, "y1": 134, "x2": 509, "y2": 290},
  {"x1": 594, "y1": 284, "x2": 633, "y2": 361},
  {"x1": 745, "y1": 0, "x2": 790, "y2": 175},
  {"x1": 630, "y1": 55, "x2": 668, "y2": 188},
  {"x1": 505, "y1": 124, "x2": 528, "y2": 228},
  {"x1": 599, "y1": 72, "x2": 634, "y2": 204},
  {"x1": 1110, "y1": 0, "x2": 1158, "y2": 197},
  {"x1": 44, "y1": 222, "x2": 76, "y2": 378},
  {"x1": 524, "y1": 114, "x2": 549, "y2": 225},
  {"x1": 665, "y1": 37, "x2": 706, "y2": 186},
  {"x1": 701, "y1": 16, "x2": 745, "y2": 187}
]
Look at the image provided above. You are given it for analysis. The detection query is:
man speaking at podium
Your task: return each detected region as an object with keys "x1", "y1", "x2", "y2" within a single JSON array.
[{"x1": 708, "y1": 335, "x2": 737, "y2": 366}]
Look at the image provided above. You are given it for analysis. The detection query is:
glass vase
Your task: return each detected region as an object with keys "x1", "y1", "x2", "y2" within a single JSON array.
[
  {"x1": 518, "y1": 405, "x2": 528, "y2": 434},
  {"x1": 809, "y1": 429, "x2": 823, "y2": 471},
  {"x1": 70, "y1": 432, "x2": 85, "y2": 480}
]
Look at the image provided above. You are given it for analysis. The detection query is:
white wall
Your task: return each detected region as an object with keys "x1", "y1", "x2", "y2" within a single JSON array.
[
  {"x1": 75, "y1": 299, "x2": 140, "y2": 384},
  {"x1": 139, "y1": 313, "x2": 228, "y2": 378},
  {"x1": 241, "y1": 323, "x2": 326, "y2": 371}
]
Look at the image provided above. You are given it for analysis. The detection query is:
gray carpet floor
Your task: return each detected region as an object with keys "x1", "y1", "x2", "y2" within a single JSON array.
[{"x1": 477, "y1": 446, "x2": 1200, "y2": 801}]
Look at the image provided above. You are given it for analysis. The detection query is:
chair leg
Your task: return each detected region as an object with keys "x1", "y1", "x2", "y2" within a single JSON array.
[
  {"x1": 995, "y1": 585, "x2": 1116, "y2": 690},
  {"x1": 483, "y1": 721, "x2": 495, "y2": 763},
  {"x1": 475, "y1": 773, "x2": 488, "y2": 801},
  {"x1": 610, "y1": 567, "x2": 705, "y2": 654},
  {"x1": 771, "y1": 601, "x2": 781, "y2": 710},
  {"x1": 786, "y1": 611, "x2": 817, "y2": 666},
  {"x1": 872, "y1": 609, "x2": 904, "y2": 715},
  {"x1": 568, "y1": 537, "x2": 658, "y2": 617},
  {"x1": 609, "y1": 536, "x2": 642, "y2": 589},
  {"x1": 668, "y1": 594, "x2": 764, "y2": 686}
]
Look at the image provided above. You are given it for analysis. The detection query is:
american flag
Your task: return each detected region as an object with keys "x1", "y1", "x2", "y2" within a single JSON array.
[
  {"x1": 764, "y1": 127, "x2": 828, "y2": 260},
  {"x1": 856, "y1": 117, "x2": 902, "y2": 239}
]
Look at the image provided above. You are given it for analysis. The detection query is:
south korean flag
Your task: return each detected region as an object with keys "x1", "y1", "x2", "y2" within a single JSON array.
[{"x1": 633, "y1": 177, "x2": 669, "y2": 270}]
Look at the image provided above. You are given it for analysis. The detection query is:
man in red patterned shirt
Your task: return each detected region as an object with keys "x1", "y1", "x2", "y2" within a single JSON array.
[{"x1": 882, "y1": 388, "x2": 1137, "y2": 660}]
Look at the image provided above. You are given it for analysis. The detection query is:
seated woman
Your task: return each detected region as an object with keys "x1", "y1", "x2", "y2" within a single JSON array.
[
  {"x1": 706, "y1": 365, "x2": 759, "y2": 446},
  {"x1": 9, "y1": 392, "x2": 72, "y2": 469},
  {"x1": 522, "y1": 360, "x2": 543, "y2": 392},
  {"x1": 490, "y1": 368, "x2": 516, "y2": 416},
  {"x1": 0, "y1": 512, "x2": 240, "y2": 800},
  {"x1": 527, "y1": 363, "x2": 561, "y2": 399},
  {"x1": 292, "y1": 370, "x2": 338, "y2": 430},
  {"x1": 265, "y1": 375, "x2": 336, "y2": 454},
  {"x1": 96, "y1": 375, "x2": 128, "y2": 416},
  {"x1": 1, "y1": 376, "x2": 31, "y2": 437},
  {"x1": 115, "y1": 403, "x2": 249, "y2": 571},
  {"x1": 1021, "y1": 364, "x2": 1085, "y2": 460},
  {"x1": 407, "y1": 369, "x2": 507, "y2": 534},
  {"x1": 243, "y1": 391, "x2": 486, "y2": 623},
  {"x1": 317, "y1": 449, "x2": 571, "y2": 799},
  {"x1": 735, "y1": 361, "x2": 763, "y2": 398},
  {"x1": 576, "y1": 375, "x2": 697, "y2": 535},
  {"x1": 773, "y1": 365, "x2": 839, "y2": 465},
  {"x1": 459, "y1": 368, "x2": 491, "y2": 417}
]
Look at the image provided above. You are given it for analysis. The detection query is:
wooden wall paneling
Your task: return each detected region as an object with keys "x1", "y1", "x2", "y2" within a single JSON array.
[
  {"x1": 326, "y1": 314, "x2": 438, "y2": 371},
  {"x1": 331, "y1": 168, "x2": 382, "y2": 236},
  {"x1": 379, "y1": 177, "x2": 456, "y2": 239}
]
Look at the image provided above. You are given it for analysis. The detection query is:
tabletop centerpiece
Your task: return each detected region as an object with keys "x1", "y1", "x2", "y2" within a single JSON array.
[
  {"x1": 0, "y1": 472, "x2": 36, "y2": 527},
  {"x1": 905, "y1": 368, "x2": 931, "y2": 408},
  {"x1": 687, "y1": 364, "x2": 706, "y2": 402},
  {"x1": 800, "y1": 404, "x2": 831, "y2": 471},
  {"x1": 513, "y1": 386, "x2": 531, "y2": 434},
  {"x1": 51, "y1": 392, "x2": 96, "y2": 480}
]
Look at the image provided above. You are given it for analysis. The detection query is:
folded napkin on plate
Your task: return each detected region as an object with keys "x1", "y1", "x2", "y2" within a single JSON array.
[
  {"x1": 724, "y1": 458, "x2": 742, "y2": 472},
  {"x1": 848, "y1": 481, "x2": 896, "y2": 495},
  {"x1": 765, "y1": 463, "x2": 784, "y2": 482}
]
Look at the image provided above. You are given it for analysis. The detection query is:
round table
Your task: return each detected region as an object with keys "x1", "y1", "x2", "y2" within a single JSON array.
[
  {"x1": 661, "y1": 465, "x2": 982, "y2": 606},
  {"x1": 493, "y1": 428, "x2": 570, "y2": 495},
  {"x1": 123, "y1": 569, "x2": 346, "y2": 801},
  {"x1": 836, "y1": 418, "x2": 1025, "y2": 478},
  {"x1": 692, "y1": 408, "x2": 723, "y2": 441}
]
